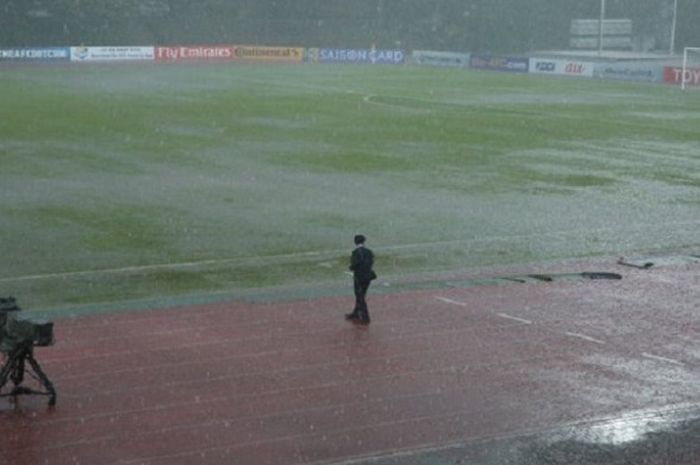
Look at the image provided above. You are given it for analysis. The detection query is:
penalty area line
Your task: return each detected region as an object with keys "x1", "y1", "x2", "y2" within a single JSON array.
[
  {"x1": 564, "y1": 332, "x2": 606, "y2": 345},
  {"x1": 641, "y1": 352, "x2": 684, "y2": 366},
  {"x1": 497, "y1": 313, "x2": 533, "y2": 325}
]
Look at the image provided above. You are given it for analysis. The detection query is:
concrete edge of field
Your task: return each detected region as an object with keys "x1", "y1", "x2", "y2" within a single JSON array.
[{"x1": 26, "y1": 250, "x2": 699, "y2": 321}]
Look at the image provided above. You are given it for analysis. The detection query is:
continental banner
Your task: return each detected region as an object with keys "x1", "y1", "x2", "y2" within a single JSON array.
[
  {"x1": 0, "y1": 48, "x2": 70, "y2": 61},
  {"x1": 156, "y1": 46, "x2": 236, "y2": 61},
  {"x1": 71, "y1": 46, "x2": 155, "y2": 62},
  {"x1": 234, "y1": 46, "x2": 304, "y2": 62}
]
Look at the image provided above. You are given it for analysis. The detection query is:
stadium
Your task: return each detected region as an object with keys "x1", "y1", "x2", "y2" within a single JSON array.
[{"x1": 1, "y1": 1, "x2": 699, "y2": 464}]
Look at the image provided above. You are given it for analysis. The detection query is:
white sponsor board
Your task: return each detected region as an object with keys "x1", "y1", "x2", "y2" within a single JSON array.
[
  {"x1": 594, "y1": 62, "x2": 663, "y2": 83},
  {"x1": 529, "y1": 58, "x2": 594, "y2": 77},
  {"x1": 70, "y1": 46, "x2": 155, "y2": 62},
  {"x1": 412, "y1": 50, "x2": 470, "y2": 68}
]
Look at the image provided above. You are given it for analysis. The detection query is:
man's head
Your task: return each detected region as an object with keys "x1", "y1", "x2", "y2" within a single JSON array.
[{"x1": 354, "y1": 234, "x2": 366, "y2": 246}]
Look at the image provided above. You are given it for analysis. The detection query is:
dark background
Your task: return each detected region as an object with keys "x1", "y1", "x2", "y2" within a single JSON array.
[{"x1": 1, "y1": 0, "x2": 698, "y2": 53}]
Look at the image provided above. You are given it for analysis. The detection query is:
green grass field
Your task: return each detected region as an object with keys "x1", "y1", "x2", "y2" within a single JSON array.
[{"x1": 1, "y1": 63, "x2": 699, "y2": 312}]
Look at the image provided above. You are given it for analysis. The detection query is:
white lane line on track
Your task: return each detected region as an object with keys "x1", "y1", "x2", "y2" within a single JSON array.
[
  {"x1": 497, "y1": 313, "x2": 532, "y2": 325},
  {"x1": 642, "y1": 352, "x2": 685, "y2": 366},
  {"x1": 564, "y1": 332, "x2": 606, "y2": 345},
  {"x1": 435, "y1": 297, "x2": 467, "y2": 307}
]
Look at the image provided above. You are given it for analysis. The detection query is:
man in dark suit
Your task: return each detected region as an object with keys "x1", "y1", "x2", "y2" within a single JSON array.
[{"x1": 345, "y1": 234, "x2": 376, "y2": 325}]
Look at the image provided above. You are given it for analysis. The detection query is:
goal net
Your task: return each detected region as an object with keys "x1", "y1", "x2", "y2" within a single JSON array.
[{"x1": 681, "y1": 47, "x2": 700, "y2": 90}]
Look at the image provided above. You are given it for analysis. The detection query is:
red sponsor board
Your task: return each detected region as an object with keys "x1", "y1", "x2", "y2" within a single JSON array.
[
  {"x1": 664, "y1": 66, "x2": 700, "y2": 86},
  {"x1": 156, "y1": 45, "x2": 236, "y2": 61}
]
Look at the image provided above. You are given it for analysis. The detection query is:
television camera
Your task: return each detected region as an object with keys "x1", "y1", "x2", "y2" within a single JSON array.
[{"x1": 0, "y1": 297, "x2": 56, "y2": 406}]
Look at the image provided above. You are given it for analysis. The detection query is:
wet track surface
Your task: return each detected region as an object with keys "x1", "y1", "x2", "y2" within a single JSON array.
[
  {"x1": 349, "y1": 405, "x2": 700, "y2": 464},
  {"x1": 0, "y1": 255, "x2": 698, "y2": 464}
]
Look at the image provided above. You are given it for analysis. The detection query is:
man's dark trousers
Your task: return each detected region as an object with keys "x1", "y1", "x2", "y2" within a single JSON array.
[{"x1": 353, "y1": 278, "x2": 371, "y2": 323}]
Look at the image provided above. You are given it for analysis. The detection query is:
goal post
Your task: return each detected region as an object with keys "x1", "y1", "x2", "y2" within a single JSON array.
[{"x1": 682, "y1": 47, "x2": 700, "y2": 90}]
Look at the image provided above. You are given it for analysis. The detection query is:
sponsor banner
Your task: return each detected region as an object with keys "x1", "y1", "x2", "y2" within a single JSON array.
[
  {"x1": 469, "y1": 55, "x2": 528, "y2": 73},
  {"x1": 0, "y1": 47, "x2": 70, "y2": 61},
  {"x1": 412, "y1": 50, "x2": 470, "y2": 68},
  {"x1": 234, "y1": 46, "x2": 303, "y2": 62},
  {"x1": 664, "y1": 66, "x2": 700, "y2": 86},
  {"x1": 156, "y1": 45, "x2": 236, "y2": 61},
  {"x1": 529, "y1": 58, "x2": 594, "y2": 77},
  {"x1": 318, "y1": 49, "x2": 406, "y2": 65},
  {"x1": 594, "y1": 62, "x2": 663, "y2": 83},
  {"x1": 304, "y1": 48, "x2": 320, "y2": 63},
  {"x1": 71, "y1": 46, "x2": 155, "y2": 62}
]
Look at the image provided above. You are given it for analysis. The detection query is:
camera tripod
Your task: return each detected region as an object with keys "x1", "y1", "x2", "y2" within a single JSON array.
[{"x1": 0, "y1": 341, "x2": 56, "y2": 406}]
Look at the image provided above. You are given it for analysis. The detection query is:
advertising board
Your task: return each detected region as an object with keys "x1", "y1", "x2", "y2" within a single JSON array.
[
  {"x1": 469, "y1": 55, "x2": 528, "y2": 73},
  {"x1": 593, "y1": 62, "x2": 663, "y2": 83},
  {"x1": 234, "y1": 46, "x2": 303, "y2": 62},
  {"x1": 319, "y1": 49, "x2": 405, "y2": 65},
  {"x1": 156, "y1": 46, "x2": 236, "y2": 61},
  {"x1": 529, "y1": 58, "x2": 594, "y2": 77},
  {"x1": 664, "y1": 66, "x2": 700, "y2": 86},
  {"x1": 305, "y1": 48, "x2": 320, "y2": 63},
  {"x1": 0, "y1": 48, "x2": 70, "y2": 61},
  {"x1": 70, "y1": 46, "x2": 155, "y2": 62},
  {"x1": 412, "y1": 50, "x2": 470, "y2": 68}
]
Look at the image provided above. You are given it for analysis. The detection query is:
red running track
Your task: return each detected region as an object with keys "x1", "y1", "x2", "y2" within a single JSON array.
[{"x1": 0, "y1": 259, "x2": 699, "y2": 465}]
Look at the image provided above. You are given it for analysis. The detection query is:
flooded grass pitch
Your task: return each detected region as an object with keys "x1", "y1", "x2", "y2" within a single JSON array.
[{"x1": 0, "y1": 63, "x2": 698, "y2": 310}]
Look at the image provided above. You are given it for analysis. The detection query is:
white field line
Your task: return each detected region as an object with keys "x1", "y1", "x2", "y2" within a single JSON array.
[
  {"x1": 641, "y1": 352, "x2": 685, "y2": 366},
  {"x1": 362, "y1": 94, "x2": 433, "y2": 113},
  {"x1": 2, "y1": 219, "x2": 700, "y2": 283},
  {"x1": 0, "y1": 250, "x2": 327, "y2": 283},
  {"x1": 564, "y1": 332, "x2": 606, "y2": 345},
  {"x1": 497, "y1": 313, "x2": 532, "y2": 325},
  {"x1": 435, "y1": 297, "x2": 468, "y2": 307}
]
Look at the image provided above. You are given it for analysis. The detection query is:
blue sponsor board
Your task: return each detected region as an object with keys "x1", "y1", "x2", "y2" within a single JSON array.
[
  {"x1": 593, "y1": 62, "x2": 663, "y2": 83},
  {"x1": 469, "y1": 55, "x2": 528, "y2": 73},
  {"x1": 319, "y1": 48, "x2": 405, "y2": 65},
  {"x1": 0, "y1": 47, "x2": 70, "y2": 61}
]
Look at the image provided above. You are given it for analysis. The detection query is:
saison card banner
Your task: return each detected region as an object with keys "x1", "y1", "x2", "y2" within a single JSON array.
[{"x1": 318, "y1": 49, "x2": 405, "y2": 65}]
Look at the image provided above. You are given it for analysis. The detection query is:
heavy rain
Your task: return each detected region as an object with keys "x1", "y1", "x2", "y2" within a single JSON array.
[{"x1": 0, "y1": 1, "x2": 699, "y2": 464}]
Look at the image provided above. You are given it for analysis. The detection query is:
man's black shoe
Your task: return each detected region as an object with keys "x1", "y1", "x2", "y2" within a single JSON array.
[{"x1": 345, "y1": 313, "x2": 358, "y2": 320}]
